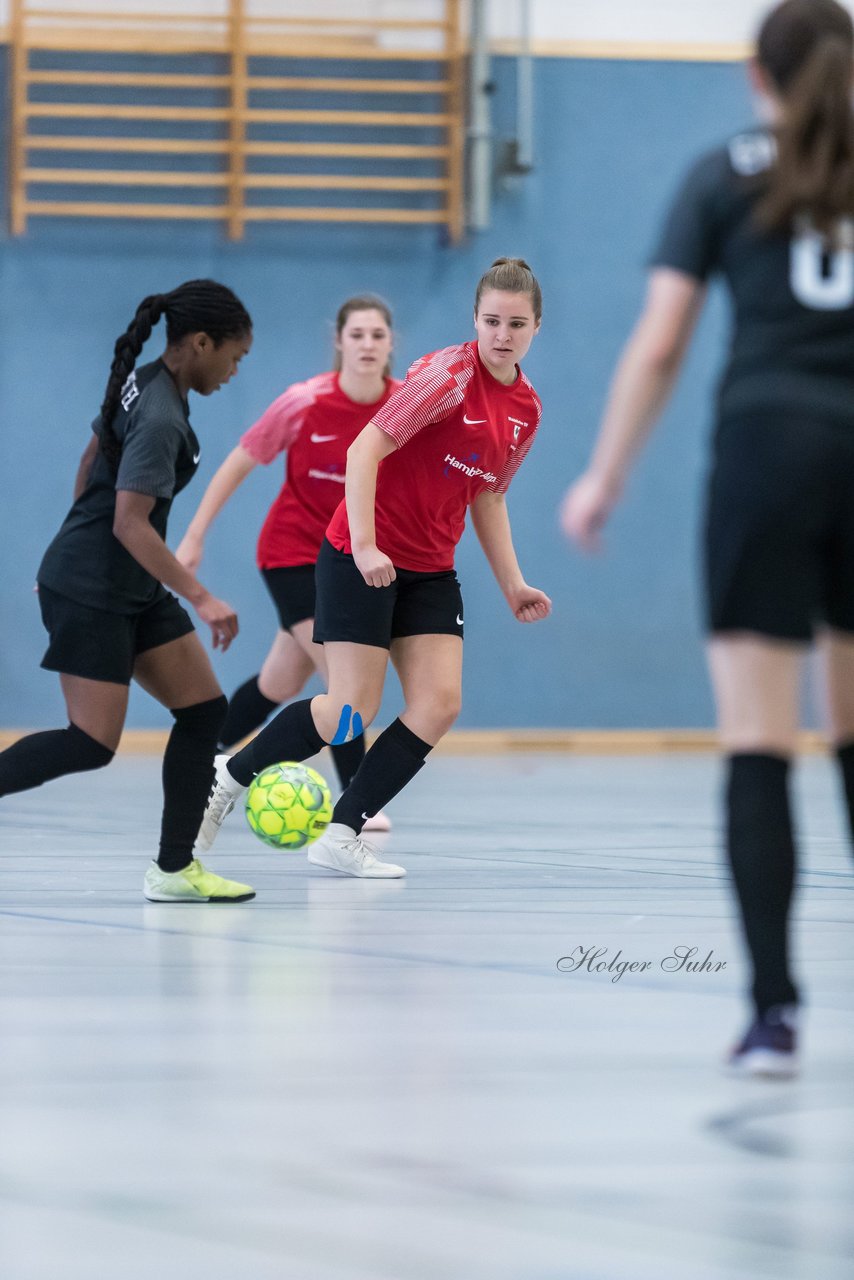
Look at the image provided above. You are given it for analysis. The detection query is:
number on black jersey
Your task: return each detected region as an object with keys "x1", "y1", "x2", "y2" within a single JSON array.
[{"x1": 790, "y1": 216, "x2": 854, "y2": 311}]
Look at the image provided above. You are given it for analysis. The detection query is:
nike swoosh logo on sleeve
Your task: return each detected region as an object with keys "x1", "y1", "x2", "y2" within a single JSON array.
[{"x1": 310, "y1": 433, "x2": 338, "y2": 443}]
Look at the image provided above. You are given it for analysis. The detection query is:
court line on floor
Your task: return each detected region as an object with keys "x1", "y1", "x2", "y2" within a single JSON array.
[{"x1": 0, "y1": 906, "x2": 739, "y2": 997}]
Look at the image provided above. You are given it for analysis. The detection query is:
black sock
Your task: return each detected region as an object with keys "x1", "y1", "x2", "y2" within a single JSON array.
[
  {"x1": 333, "y1": 718, "x2": 432, "y2": 833},
  {"x1": 228, "y1": 697, "x2": 325, "y2": 787},
  {"x1": 218, "y1": 675, "x2": 279, "y2": 750},
  {"x1": 157, "y1": 695, "x2": 227, "y2": 873},
  {"x1": 329, "y1": 736, "x2": 366, "y2": 790},
  {"x1": 725, "y1": 753, "x2": 799, "y2": 1015},
  {"x1": 834, "y1": 740, "x2": 854, "y2": 851},
  {"x1": 0, "y1": 723, "x2": 114, "y2": 796}
]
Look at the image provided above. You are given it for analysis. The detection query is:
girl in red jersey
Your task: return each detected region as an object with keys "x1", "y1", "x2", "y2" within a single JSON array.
[
  {"x1": 176, "y1": 296, "x2": 399, "y2": 829},
  {"x1": 196, "y1": 258, "x2": 551, "y2": 877}
]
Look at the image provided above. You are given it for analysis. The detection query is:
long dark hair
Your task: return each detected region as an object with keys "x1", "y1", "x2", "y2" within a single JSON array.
[
  {"x1": 99, "y1": 278, "x2": 252, "y2": 468},
  {"x1": 756, "y1": 0, "x2": 854, "y2": 236}
]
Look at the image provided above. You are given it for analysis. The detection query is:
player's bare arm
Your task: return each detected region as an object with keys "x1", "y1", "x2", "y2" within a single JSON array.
[
  {"x1": 471, "y1": 489, "x2": 551, "y2": 623},
  {"x1": 113, "y1": 490, "x2": 238, "y2": 649},
  {"x1": 176, "y1": 444, "x2": 257, "y2": 573},
  {"x1": 345, "y1": 421, "x2": 399, "y2": 587},
  {"x1": 561, "y1": 269, "x2": 705, "y2": 552}
]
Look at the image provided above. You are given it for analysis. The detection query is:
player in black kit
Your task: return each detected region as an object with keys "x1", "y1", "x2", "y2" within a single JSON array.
[
  {"x1": 562, "y1": 0, "x2": 854, "y2": 1075},
  {"x1": 0, "y1": 279, "x2": 256, "y2": 903}
]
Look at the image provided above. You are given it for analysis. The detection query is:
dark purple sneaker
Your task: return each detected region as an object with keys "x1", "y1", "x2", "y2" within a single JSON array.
[{"x1": 727, "y1": 1004, "x2": 799, "y2": 1078}]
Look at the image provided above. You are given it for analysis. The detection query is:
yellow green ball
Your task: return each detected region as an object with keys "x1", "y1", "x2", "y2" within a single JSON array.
[{"x1": 244, "y1": 762, "x2": 333, "y2": 850}]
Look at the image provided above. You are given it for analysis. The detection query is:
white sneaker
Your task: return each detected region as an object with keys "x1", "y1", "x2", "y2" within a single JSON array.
[
  {"x1": 361, "y1": 809, "x2": 392, "y2": 833},
  {"x1": 307, "y1": 823, "x2": 406, "y2": 878},
  {"x1": 195, "y1": 754, "x2": 246, "y2": 852}
]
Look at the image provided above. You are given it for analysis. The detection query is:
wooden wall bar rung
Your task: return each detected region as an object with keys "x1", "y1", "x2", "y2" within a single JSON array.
[
  {"x1": 11, "y1": 0, "x2": 465, "y2": 241},
  {"x1": 26, "y1": 70, "x2": 232, "y2": 89},
  {"x1": 26, "y1": 103, "x2": 231, "y2": 121},
  {"x1": 248, "y1": 77, "x2": 451, "y2": 94},
  {"x1": 22, "y1": 33, "x2": 448, "y2": 60},
  {"x1": 243, "y1": 16, "x2": 447, "y2": 31},
  {"x1": 24, "y1": 167, "x2": 230, "y2": 186},
  {"x1": 24, "y1": 30, "x2": 229, "y2": 53},
  {"x1": 235, "y1": 141, "x2": 451, "y2": 159},
  {"x1": 243, "y1": 206, "x2": 446, "y2": 224},
  {"x1": 241, "y1": 174, "x2": 449, "y2": 192},
  {"x1": 24, "y1": 170, "x2": 450, "y2": 194},
  {"x1": 243, "y1": 108, "x2": 451, "y2": 127},
  {"x1": 24, "y1": 199, "x2": 227, "y2": 217},
  {"x1": 26, "y1": 11, "x2": 448, "y2": 31},
  {"x1": 23, "y1": 10, "x2": 450, "y2": 32},
  {"x1": 29, "y1": 9, "x2": 226, "y2": 25},
  {"x1": 25, "y1": 137, "x2": 449, "y2": 159},
  {"x1": 26, "y1": 136, "x2": 230, "y2": 153},
  {"x1": 25, "y1": 70, "x2": 454, "y2": 95},
  {"x1": 239, "y1": 40, "x2": 447, "y2": 62},
  {"x1": 23, "y1": 202, "x2": 447, "y2": 226}
]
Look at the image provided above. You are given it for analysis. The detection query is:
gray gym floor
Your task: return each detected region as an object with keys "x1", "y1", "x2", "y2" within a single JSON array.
[{"x1": 1, "y1": 751, "x2": 852, "y2": 1280}]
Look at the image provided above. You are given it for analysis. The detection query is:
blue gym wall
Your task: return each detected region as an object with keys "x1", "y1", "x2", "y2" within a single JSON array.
[{"x1": 0, "y1": 53, "x2": 750, "y2": 730}]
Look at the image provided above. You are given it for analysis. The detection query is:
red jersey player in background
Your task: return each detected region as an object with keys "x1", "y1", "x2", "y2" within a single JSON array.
[
  {"x1": 195, "y1": 258, "x2": 551, "y2": 878},
  {"x1": 176, "y1": 296, "x2": 399, "y2": 830}
]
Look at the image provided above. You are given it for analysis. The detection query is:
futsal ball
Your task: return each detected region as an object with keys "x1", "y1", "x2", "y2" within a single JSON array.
[{"x1": 244, "y1": 762, "x2": 333, "y2": 850}]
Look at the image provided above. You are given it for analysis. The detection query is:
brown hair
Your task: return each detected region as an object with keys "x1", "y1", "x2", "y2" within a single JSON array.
[
  {"x1": 474, "y1": 257, "x2": 542, "y2": 323},
  {"x1": 755, "y1": 0, "x2": 854, "y2": 236},
  {"x1": 333, "y1": 294, "x2": 394, "y2": 377}
]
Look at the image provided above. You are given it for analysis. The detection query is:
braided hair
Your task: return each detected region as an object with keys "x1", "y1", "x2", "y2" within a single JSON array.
[{"x1": 99, "y1": 278, "x2": 252, "y2": 469}]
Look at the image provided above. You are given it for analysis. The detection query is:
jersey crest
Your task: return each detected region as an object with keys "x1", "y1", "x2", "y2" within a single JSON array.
[
  {"x1": 728, "y1": 131, "x2": 776, "y2": 177},
  {"x1": 120, "y1": 370, "x2": 140, "y2": 412}
]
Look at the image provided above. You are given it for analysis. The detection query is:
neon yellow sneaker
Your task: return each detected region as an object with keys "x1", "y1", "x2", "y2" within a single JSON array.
[{"x1": 143, "y1": 859, "x2": 256, "y2": 903}]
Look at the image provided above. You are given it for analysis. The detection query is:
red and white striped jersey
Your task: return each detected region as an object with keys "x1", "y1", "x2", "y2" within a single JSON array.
[
  {"x1": 240, "y1": 371, "x2": 400, "y2": 568},
  {"x1": 325, "y1": 341, "x2": 541, "y2": 572}
]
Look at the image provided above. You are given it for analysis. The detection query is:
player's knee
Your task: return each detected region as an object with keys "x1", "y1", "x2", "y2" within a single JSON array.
[
  {"x1": 67, "y1": 723, "x2": 115, "y2": 772},
  {"x1": 328, "y1": 698, "x2": 379, "y2": 743},
  {"x1": 261, "y1": 674, "x2": 305, "y2": 704},
  {"x1": 415, "y1": 688, "x2": 461, "y2": 737},
  {"x1": 170, "y1": 694, "x2": 228, "y2": 743},
  {"x1": 438, "y1": 691, "x2": 462, "y2": 734}
]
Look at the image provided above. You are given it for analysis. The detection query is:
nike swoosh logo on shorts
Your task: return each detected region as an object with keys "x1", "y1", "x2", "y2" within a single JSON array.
[
  {"x1": 456, "y1": 614, "x2": 464, "y2": 626},
  {"x1": 311, "y1": 433, "x2": 338, "y2": 443},
  {"x1": 193, "y1": 452, "x2": 201, "y2": 463},
  {"x1": 463, "y1": 414, "x2": 487, "y2": 425}
]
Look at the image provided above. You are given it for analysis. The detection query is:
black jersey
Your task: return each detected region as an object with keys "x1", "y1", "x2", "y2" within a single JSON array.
[
  {"x1": 651, "y1": 128, "x2": 854, "y2": 428},
  {"x1": 38, "y1": 359, "x2": 200, "y2": 613}
]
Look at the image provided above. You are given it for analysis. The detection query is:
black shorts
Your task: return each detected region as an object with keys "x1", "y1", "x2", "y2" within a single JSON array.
[
  {"x1": 261, "y1": 564, "x2": 316, "y2": 630},
  {"x1": 705, "y1": 414, "x2": 854, "y2": 641},
  {"x1": 313, "y1": 538, "x2": 465, "y2": 648},
  {"x1": 39, "y1": 585, "x2": 195, "y2": 684}
]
